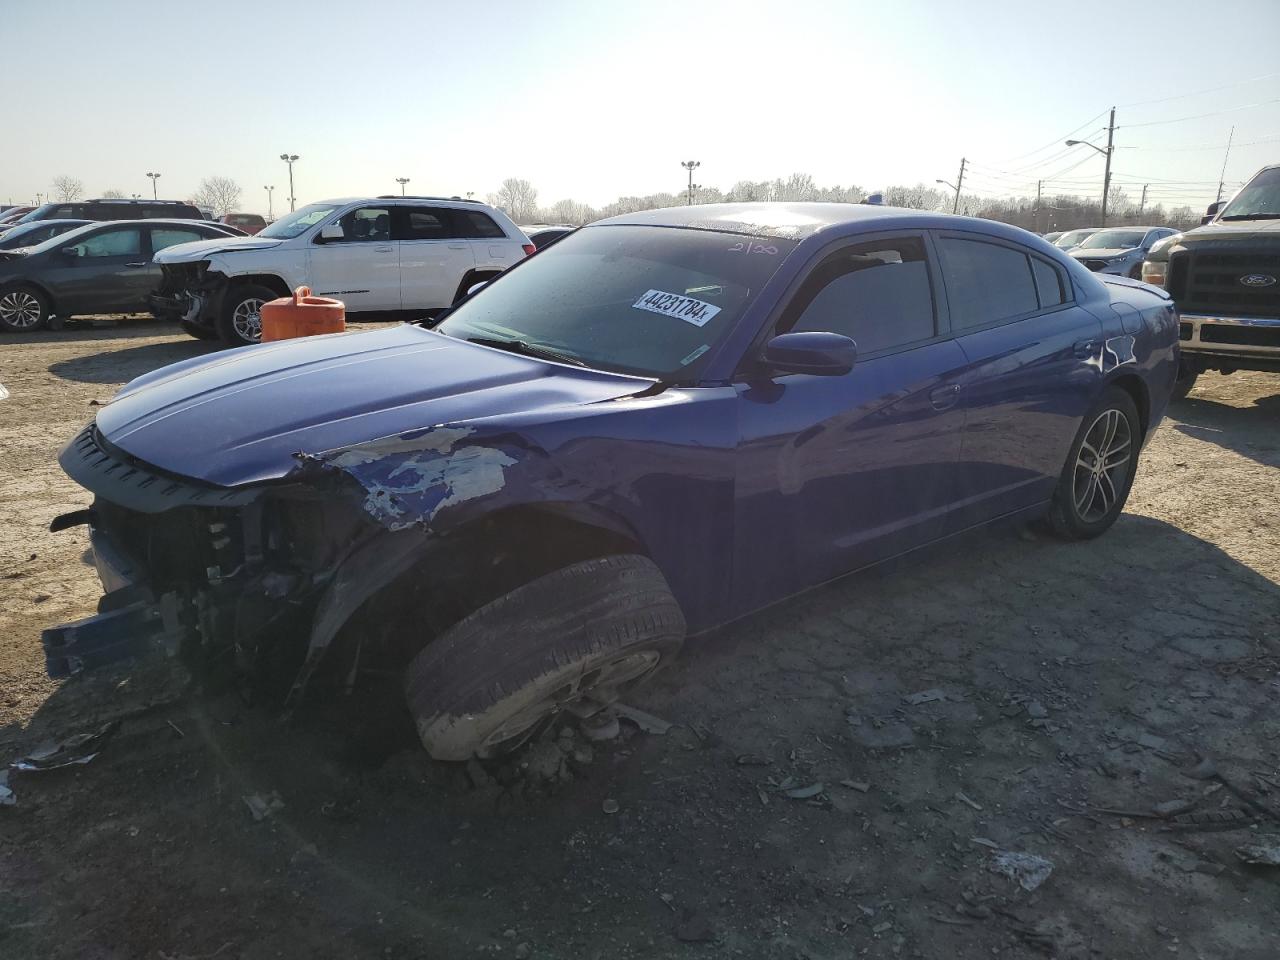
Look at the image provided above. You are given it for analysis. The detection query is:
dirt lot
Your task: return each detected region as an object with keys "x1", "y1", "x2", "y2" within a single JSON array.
[{"x1": 2, "y1": 322, "x2": 1278, "y2": 960}]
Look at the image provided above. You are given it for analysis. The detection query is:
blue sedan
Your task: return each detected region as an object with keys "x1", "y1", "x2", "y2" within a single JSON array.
[{"x1": 48, "y1": 202, "x2": 1179, "y2": 761}]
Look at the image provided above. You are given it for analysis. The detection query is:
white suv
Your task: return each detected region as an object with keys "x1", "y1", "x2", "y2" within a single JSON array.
[{"x1": 151, "y1": 196, "x2": 533, "y2": 345}]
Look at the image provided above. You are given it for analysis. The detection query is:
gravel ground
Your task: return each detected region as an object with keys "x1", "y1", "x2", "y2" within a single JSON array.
[{"x1": 1, "y1": 321, "x2": 1278, "y2": 960}]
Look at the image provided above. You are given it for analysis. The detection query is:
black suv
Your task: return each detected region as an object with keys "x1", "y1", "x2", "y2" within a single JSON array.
[{"x1": 10, "y1": 199, "x2": 205, "y2": 225}]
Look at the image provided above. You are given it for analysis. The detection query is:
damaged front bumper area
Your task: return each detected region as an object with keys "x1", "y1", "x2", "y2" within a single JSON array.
[
  {"x1": 44, "y1": 425, "x2": 374, "y2": 690},
  {"x1": 149, "y1": 261, "x2": 226, "y2": 332}
]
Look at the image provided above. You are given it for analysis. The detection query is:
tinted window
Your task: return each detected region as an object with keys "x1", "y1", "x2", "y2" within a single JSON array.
[
  {"x1": 397, "y1": 207, "x2": 455, "y2": 241},
  {"x1": 936, "y1": 237, "x2": 1039, "y2": 330},
  {"x1": 70, "y1": 228, "x2": 142, "y2": 258},
  {"x1": 455, "y1": 210, "x2": 506, "y2": 239},
  {"x1": 784, "y1": 238, "x2": 935, "y2": 354},
  {"x1": 1031, "y1": 257, "x2": 1065, "y2": 308},
  {"x1": 151, "y1": 228, "x2": 206, "y2": 253},
  {"x1": 334, "y1": 206, "x2": 392, "y2": 242}
]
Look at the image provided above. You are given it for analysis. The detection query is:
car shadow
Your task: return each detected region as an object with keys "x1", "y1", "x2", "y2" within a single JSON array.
[
  {"x1": 1173, "y1": 392, "x2": 1280, "y2": 467},
  {"x1": 48, "y1": 338, "x2": 223, "y2": 384}
]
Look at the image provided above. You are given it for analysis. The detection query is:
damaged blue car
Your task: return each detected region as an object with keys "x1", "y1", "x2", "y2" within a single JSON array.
[{"x1": 46, "y1": 203, "x2": 1179, "y2": 760}]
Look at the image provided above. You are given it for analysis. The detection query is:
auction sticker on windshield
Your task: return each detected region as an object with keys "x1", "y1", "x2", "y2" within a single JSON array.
[{"x1": 633, "y1": 289, "x2": 722, "y2": 327}]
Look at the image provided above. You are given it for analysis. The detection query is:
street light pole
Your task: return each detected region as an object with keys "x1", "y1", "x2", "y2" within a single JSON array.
[
  {"x1": 280, "y1": 154, "x2": 299, "y2": 212},
  {"x1": 396, "y1": 177, "x2": 410, "y2": 196},
  {"x1": 1066, "y1": 107, "x2": 1115, "y2": 225},
  {"x1": 681, "y1": 160, "x2": 700, "y2": 205},
  {"x1": 146, "y1": 172, "x2": 161, "y2": 200},
  {"x1": 264, "y1": 185, "x2": 275, "y2": 221}
]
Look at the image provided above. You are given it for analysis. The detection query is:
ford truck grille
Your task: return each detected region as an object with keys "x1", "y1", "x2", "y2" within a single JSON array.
[{"x1": 1169, "y1": 248, "x2": 1280, "y2": 319}]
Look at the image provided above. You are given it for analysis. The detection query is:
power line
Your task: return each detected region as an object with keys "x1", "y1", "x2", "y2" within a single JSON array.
[
  {"x1": 1128, "y1": 133, "x2": 1280, "y2": 151},
  {"x1": 992, "y1": 110, "x2": 1110, "y2": 163},
  {"x1": 1118, "y1": 71, "x2": 1280, "y2": 109},
  {"x1": 1120, "y1": 98, "x2": 1280, "y2": 129}
]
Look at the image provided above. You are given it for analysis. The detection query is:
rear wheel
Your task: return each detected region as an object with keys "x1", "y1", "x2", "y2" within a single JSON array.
[
  {"x1": 1046, "y1": 386, "x2": 1141, "y2": 540},
  {"x1": 0, "y1": 285, "x2": 50, "y2": 333},
  {"x1": 216, "y1": 284, "x2": 277, "y2": 346},
  {"x1": 404, "y1": 554, "x2": 685, "y2": 761}
]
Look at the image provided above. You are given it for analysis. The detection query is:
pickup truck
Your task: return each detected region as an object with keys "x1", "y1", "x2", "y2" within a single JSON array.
[{"x1": 1142, "y1": 163, "x2": 1280, "y2": 398}]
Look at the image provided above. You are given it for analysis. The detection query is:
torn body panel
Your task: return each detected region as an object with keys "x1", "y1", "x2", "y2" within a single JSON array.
[{"x1": 149, "y1": 261, "x2": 230, "y2": 334}]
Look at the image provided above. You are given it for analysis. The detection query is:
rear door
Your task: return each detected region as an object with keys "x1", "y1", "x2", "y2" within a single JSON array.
[
  {"x1": 49, "y1": 224, "x2": 150, "y2": 314},
  {"x1": 307, "y1": 204, "x2": 400, "y2": 311},
  {"x1": 395, "y1": 205, "x2": 475, "y2": 310},
  {"x1": 935, "y1": 232, "x2": 1104, "y2": 532}
]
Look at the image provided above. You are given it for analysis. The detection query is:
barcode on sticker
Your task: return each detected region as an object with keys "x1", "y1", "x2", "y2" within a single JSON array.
[{"x1": 632, "y1": 289, "x2": 722, "y2": 327}]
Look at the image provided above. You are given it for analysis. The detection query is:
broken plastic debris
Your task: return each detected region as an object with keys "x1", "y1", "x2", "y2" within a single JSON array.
[
  {"x1": 955, "y1": 791, "x2": 984, "y2": 811},
  {"x1": 601, "y1": 798, "x2": 620, "y2": 815},
  {"x1": 990, "y1": 850, "x2": 1054, "y2": 891},
  {"x1": 839, "y1": 779, "x2": 871, "y2": 793},
  {"x1": 1152, "y1": 798, "x2": 1197, "y2": 818},
  {"x1": 243, "y1": 791, "x2": 285, "y2": 821},
  {"x1": 1235, "y1": 836, "x2": 1280, "y2": 867},
  {"x1": 903, "y1": 688, "x2": 945, "y2": 706},
  {"x1": 10, "y1": 720, "x2": 119, "y2": 772},
  {"x1": 0, "y1": 770, "x2": 14, "y2": 807},
  {"x1": 783, "y1": 782, "x2": 825, "y2": 800},
  {"x1": 613, "y1": 703, "x2": 672, "y2": 734}
]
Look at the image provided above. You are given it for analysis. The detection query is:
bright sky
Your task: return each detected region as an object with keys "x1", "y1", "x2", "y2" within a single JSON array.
[{"x1": 4, "y1": 0, "x2": 1278, "y2": 214}]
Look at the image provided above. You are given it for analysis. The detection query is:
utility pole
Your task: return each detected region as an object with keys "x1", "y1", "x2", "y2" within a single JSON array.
[
  {"x1": 1138, "y1": 184, "x2": 1148, "y2": 218},
  {"x1": 1101, "y1": 107, "x2": 1115, "y2": 226},
  {"x1": 264, "y1": 185, "x2": 274, "y2": 220},
  {"x1": 1035, "y1": 180, "x2": 1042, "y2": 231},
  {"x1": 951, "y1": 158, "x2": 966, "y2": 214},
  {"x1": 681, "y1": 160, "x2": 700, "y2": 205},
  {"x1": 280, "y1": 154, "x2": 300, "y2": 212},
  {"x1": 396, "y1": 177, "x2": 410, "y2": 196},
  {"x1": 1215, "y1": 125, "x2": 1235, "y2": 203}
]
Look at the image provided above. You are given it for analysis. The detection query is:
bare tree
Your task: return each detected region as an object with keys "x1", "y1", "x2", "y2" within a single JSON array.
[
  {"x1": 100, "y1": 189, "x2": 125, "y2": 199},
  {"x1": 489, "y1": 178, "x2": 539, "y2": 223},
  {"x1": 192, "y1": 176, "x2": 243, "y2": 217},
  {"x1": 546, "y1": 198, "x2": 596, "y2": 225},
  {"x1": 51, "y1": 175, "x2": 84, "y2": 202}
]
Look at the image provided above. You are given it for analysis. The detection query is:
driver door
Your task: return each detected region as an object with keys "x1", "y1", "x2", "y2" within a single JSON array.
[
  {"x1": 307, "y1": 205, "x2": 400, "y2": 311},
  {"x1": 732, "y1": 235, "x2": 968, "y2": 612},
  {"x1": 48, "y1": 225, "x2": 150, "y2": 315}
]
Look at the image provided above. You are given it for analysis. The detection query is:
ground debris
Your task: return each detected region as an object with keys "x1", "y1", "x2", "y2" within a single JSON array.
[
  {"x1": 242, "y1": 791, "x2": 284, "y2": 821},
  {"x1": 0, "y1": 770, "x2": 14, "y2": 807},
  {"x1": 736, "y1": 753, "x2": 771, "y2": 766},
  {"x1": 839, "y1": 779, "x2": 871, "y2": 793},
  {"x1": 613, "y1": 703, "x2": 671, "y2": 734},
  {"x1": 990, "y1": 850, "x2": 1054, "y2": 891},
  {"x1": 1235, "y1": 836, "x2": 1280, "y2": 866},
  {"x1": 1152, "y1": 798, "x2": 1198, "y2": 818},
  {"x1": 10, "y1": 720, "x2": 119, "y2": 772},
  {"x1": 783, "y1": 782, "x2": 825, "y2": 800},
  {"x1": 903, "y1": 688, "x2": 945, "y2": 706},
  {"x1": 954, "y1": 791, "x2": 983, "y2": 811}
]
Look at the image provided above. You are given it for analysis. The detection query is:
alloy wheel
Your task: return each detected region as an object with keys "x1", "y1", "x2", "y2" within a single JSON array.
[
  {"x1": 0, "y1": 290, "x2": 43, "y2": 330},
  {"x1": 1072, "y1": 408, "x2": 1132, "y2": 523},
  {"x1": 232, "y1": 297, "x2": 265, "y2": 342}
]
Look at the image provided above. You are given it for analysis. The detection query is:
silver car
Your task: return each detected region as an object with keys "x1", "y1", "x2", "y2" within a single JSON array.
[
  {"x1": 1051, "y1": 228, "x2": 1099, "y2": 252},
  {"x1": 1069, "y1": 226, "x2": 1178, "y2": 278}
]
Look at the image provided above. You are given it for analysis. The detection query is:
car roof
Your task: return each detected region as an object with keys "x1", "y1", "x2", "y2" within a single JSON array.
[{"x1": 598, "y1": 202, "x2": 950, "y2": 239}]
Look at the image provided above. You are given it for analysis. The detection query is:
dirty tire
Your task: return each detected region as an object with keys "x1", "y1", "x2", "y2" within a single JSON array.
[
  {"x1": 0, "y1": 284, "x2": 51, "y2": 333},
  {"x1": 216, "y1": 283, "x2": 277, "y2": 347},
  {"x1": 405, "y1": 554, "x2": 686, "y2": 761},
  {"x1": 1046, "y1": 386, "x2": 1141, "y2": 541},
  {"x1": 1170, "y1": 364, "x2": 1199, "y2": 402},
  {"x1": 180, "y1": 318, "x2": 218, "y2": 341}
]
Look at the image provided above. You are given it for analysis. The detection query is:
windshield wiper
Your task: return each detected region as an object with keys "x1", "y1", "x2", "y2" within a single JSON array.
[
  {"x1": 464, "y1": 336, "x2": 588, "y2": 367},
  {"x1": 1219, "y1": 213, "x2": 1280, "y2": 220}
]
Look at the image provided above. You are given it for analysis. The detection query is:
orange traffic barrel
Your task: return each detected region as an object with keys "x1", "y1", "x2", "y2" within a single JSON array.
[{"x1": 260, "y1": 286, "x2": 345, "y2": 342}]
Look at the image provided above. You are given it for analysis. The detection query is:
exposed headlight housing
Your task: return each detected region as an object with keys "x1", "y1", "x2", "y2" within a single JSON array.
[{"x1": 1140, "y1": 260, "x2": 1166, "y2": 286}]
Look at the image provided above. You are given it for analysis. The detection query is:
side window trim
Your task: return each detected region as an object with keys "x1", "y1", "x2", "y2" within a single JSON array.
[
  {"x1": 394, "y1": 205, "x2": 459, "y2": 242},
  {"x1": 930, "y1": 229, "x2": 1074, "y2": 335}
]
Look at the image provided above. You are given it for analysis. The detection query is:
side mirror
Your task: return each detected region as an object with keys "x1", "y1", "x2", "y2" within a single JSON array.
[
  {"x1": 318, "y1": 224, "x2": 344, "y2": 242},
  {"x1": 60, "y1": 246, "x2": 80, "y2": 258},
  {"x1": 466, "y1": 280, "x2": 490, "y2": 298},
  {"x1": 1201, "y1": 200, "x2": 1226, "y2": 225},
  {"x1": 762, "y1": 331, "x2": 856, "y2": 376}
]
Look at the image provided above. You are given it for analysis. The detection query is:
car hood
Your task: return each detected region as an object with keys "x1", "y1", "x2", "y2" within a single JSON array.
[
  {"x1": 1070, "y1": 247, "x2": 1139, "y2": 260},
  {"x1": 1180, "y1": 218, "x2": 1280, "y2": 243},
  {"x1": 95, "y1": 324, "x2": 652, "y2": 486},
  {"x1": 154, "y1": 236, "x2": 286, "y2": 263}
]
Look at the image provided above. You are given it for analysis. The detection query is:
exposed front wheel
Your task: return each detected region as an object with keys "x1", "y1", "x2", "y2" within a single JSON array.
[
  {"x1": 1046, "y1": 387, "x2": 1141, "y2": 540},
  {"x1": 404, "y1": 554, "x2": 685, "y2": 761},
  {"x1": 0, "y1": 285, "x2": 51, "y2": 333},
  {"x1": 216, "y1": 284, "x2": 277, "y2": 346}
]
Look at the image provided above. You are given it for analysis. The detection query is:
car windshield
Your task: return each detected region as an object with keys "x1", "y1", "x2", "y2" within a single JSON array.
[
  {"x1": 257, "y1": 203, "x2": 339, "y2": 239},
  {"x1": 1054, "y1": 230, "x2": 1094, "y2": 247},
  {"x1": 12, "y1": 203, "x2": 60, "y2": 225},
  {"x1": 0, "y1": 220, "x2": 84, "y2": 250},
  {"x1": 20, "y1": 222, "x2": 99, "y2": 254},
  {"x1": 1219, "y1": 167, "x2": 1280, "y2": 220},
  {"x1": 1079, "y1": 229, "x2": 1144, "y2": 250},
  {"x1": 437, "y1": 225, "x2": 798, "y2": 380}
]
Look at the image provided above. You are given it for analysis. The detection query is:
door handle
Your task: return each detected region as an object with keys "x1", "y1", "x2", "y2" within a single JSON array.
[
  {"x1": 125, "y1": 261, "x2": 147, "y2": 268},
  {"x1": 929, "y1": 383, "x2": 961, "y2": 411},
  {"x1": 448, "y1": 243, "x2": 467, "y2": 250},
  {"x1": 1073, "y1": 339, "x2": 1098, "y2": 359},
  {"x1": 374, "y1": 246, "x2": 393, "y2": 253}
]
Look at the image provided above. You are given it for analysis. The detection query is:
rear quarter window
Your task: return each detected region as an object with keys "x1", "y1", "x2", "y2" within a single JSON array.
[
  {"x1": 455, "y1": 211, "x2": 507, "y2": 239},
  {"x1": 937, "y1": 236, "x2": 1040, "y2": 330}
]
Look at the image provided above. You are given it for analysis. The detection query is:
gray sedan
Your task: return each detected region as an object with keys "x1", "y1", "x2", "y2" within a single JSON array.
[{"x1": 1069, "y1": 227, "x2": 1178, "y2": 278}]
